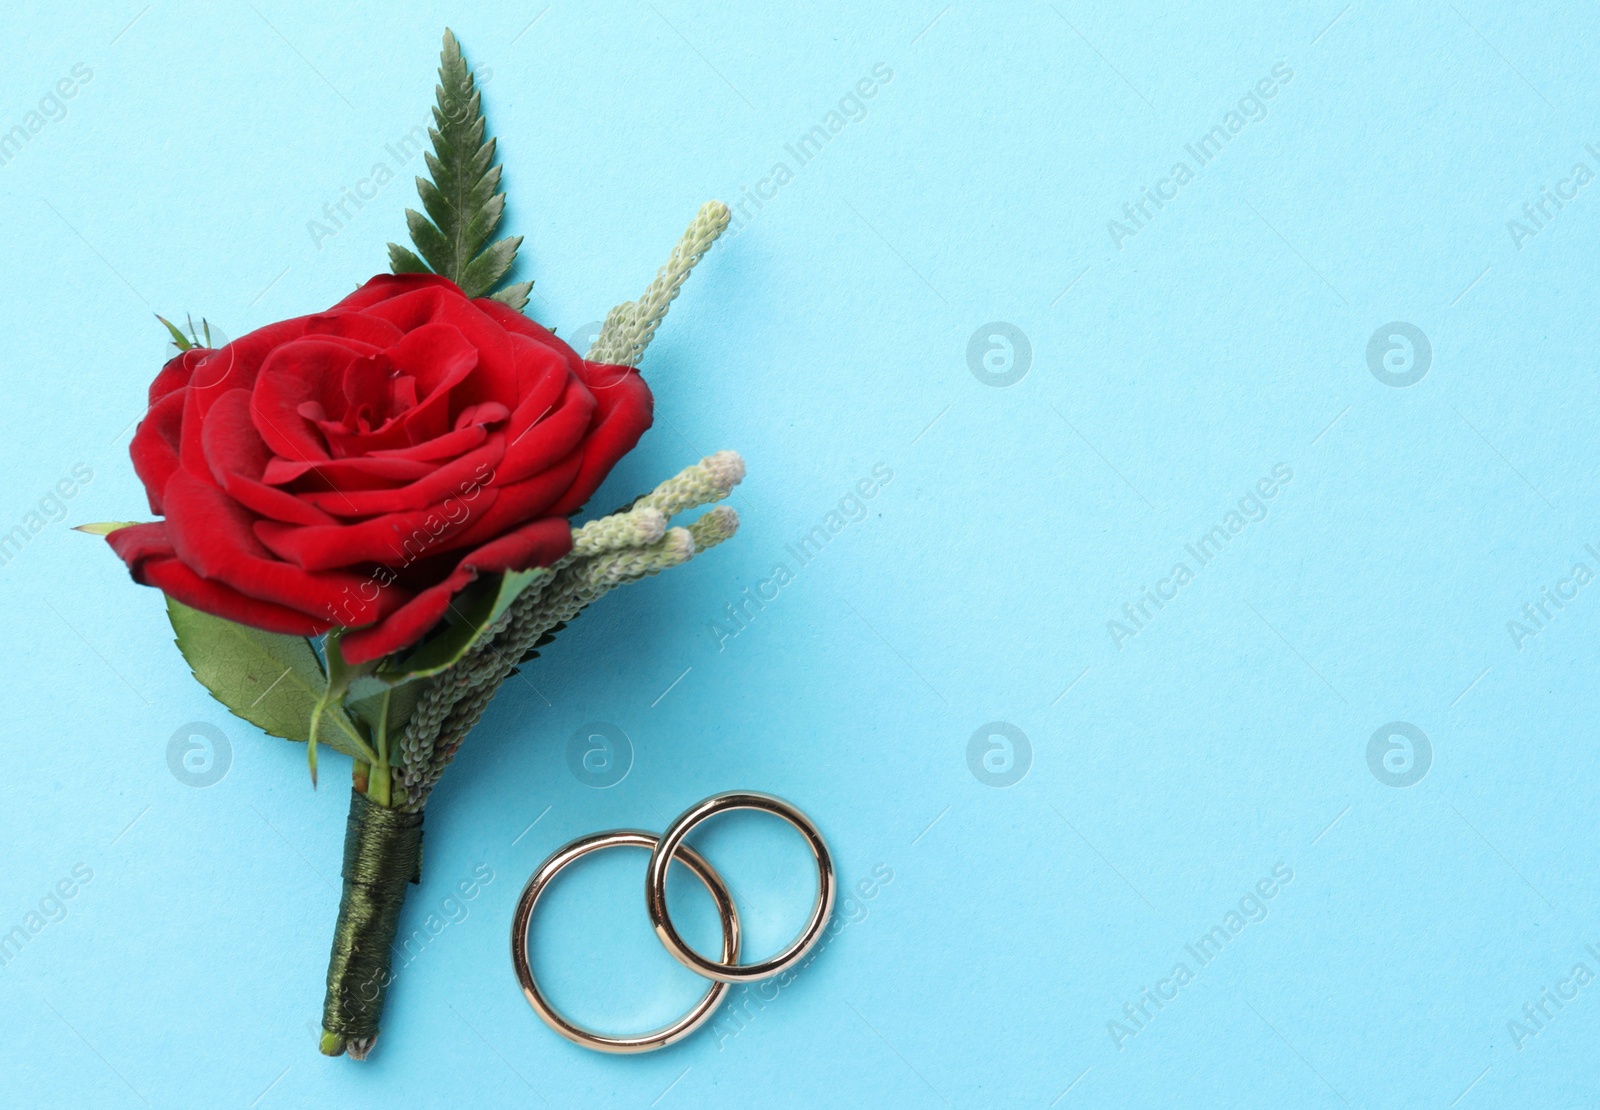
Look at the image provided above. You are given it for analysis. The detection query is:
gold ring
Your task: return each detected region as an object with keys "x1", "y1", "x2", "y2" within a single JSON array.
[
  {"x1": 510, "y1": 829, "x2": 740, "y2": 1053},
  {"x1": 645, "y1": 791, "x2": 835, "y2": 983}
]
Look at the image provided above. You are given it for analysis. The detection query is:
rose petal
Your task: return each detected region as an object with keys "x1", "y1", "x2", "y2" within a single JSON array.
[
  {"x1": 129, "y1": 388, "x2": 187, "y2": 515},
  {"x1": 340, "y1": 517, "x2": 572, "y2": 664},
  {"x1": 368, "y1": 421, "x2": 489, "y2": 463},
  {"x1": 185, "y1": 315, "x2": 319, "y2": 410},
  {"x1": 250, "y1": 338, "x2": 372, "y2": 466},
  {"x1": 380, "y1": 324, "x2": 481, "y2": 447},
  {"x1": 442, "y1": 451, "x2": 583, "y2": 551},
  {"x1": 454, "y1": 401, "x2": 510, "y2": 429},
  {"x1": 107, "y1": 523, "x2": 330, "y2": 636},
  {"x1": 163, "y1": 470, "x2": 398, "y2": 625},
  {"x1": 301, "y1": 309, "x2": 406, "y2": 349},
  {"x1": 149, "y1": 348, "x2": 206, "y2": 407},
  {"x1": 202, "y1": 389, "x2": 336, "y2": 527},
  {"x1": 549, "y1": 363, "x2": 654, "y2": 514},
  {"x1": 253, "y1": 488, "x2": 496, "y2": 571},
  {"x1": 472, "y1": 296, "x2": 568, "y2": 347},
  {"x1": 331, "y1": 272, "x2": 463, "y2": 313},
  {"x1": 293, "y1": 436, "x2": 504, "y2": 517},
  {"x1": 498, "y1": 376, "x2": 595, "y2": 485},
  {"x1": 363, "y1": 287, "x2": 519, "y2": 415},
  {"x1": 261, "y1": 454, "x2": 437, "y2": 488},
  {"x1": 306, "y1": 322, "x2": 485, "y2": 457}
]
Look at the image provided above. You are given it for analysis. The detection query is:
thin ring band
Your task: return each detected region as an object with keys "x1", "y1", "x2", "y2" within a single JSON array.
[
  {"x1": 510, "y1": 830, "x2": 740, "y2": 1053},
  {"x1": 646, "y1": 791, "x2": 835, "y2": 983}
]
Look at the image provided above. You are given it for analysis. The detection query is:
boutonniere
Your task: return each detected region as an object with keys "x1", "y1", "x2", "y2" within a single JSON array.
[{"x1": 82, "y1": 29, "x2": 740, "y2": 1060}]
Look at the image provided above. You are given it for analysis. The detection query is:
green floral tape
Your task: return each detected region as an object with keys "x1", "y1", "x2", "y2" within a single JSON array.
[{"x1": 320, "y1": 790, "x2": 424, "y2": 1056}]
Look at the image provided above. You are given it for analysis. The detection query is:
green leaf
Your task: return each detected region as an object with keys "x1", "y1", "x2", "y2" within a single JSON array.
[
  {"x1": 74, "y1": 521, "x2": 141, "y2": 536},
  {"x1": 308, "y1": 630, "x2": 378, "y2": 785},
  {"x1": 155, "y1": 315, "x2": 193, "y2": 352},
  {"x1": 404, "y1": 208, "x2": 454, "y2": 275},
  {"x1": 386, "y1": 29, "x2": 524, "y2": 301},
  {"x1": 350, "y1": 675, "x2": 425, "y2": 743},
  {"x1": 388, "y1": 243, "x2": 430, "y2": 274},
  {"x1": 165, "y1": 598, "x2": 369, "y2": 761},
  {"x1": 376, "y1": 567, "x2": 548, "y2": 684},
  {"x1": 156, "y1": 313, "x2": 221, "y2": 352},
  {"x1": 458, "y1": 235, "x2": 522, "y2": 299},
  {"x1": 490, "y1": 281, "x2": 533, "y2": 312}
]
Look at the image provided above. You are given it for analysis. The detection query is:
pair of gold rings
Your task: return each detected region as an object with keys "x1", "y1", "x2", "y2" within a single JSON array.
[{"x1": 510, "y1": 790, "x2": 835, "y2": 1053}]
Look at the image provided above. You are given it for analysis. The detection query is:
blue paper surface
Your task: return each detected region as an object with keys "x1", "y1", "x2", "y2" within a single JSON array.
[{"x1": 2, "y1": 1, "x2": 1598, "y2": 1106}]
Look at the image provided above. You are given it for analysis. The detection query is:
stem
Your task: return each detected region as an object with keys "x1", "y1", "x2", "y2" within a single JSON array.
[
  {"x1": 319, "y1": 790, "x2": 423, "y2": 1059},
  {"x1": 334, "y1": 711, "x2": 380, "y2": 765},
  {"x1": 370, "y1": 690, "x2": 392, "y2": 808}
]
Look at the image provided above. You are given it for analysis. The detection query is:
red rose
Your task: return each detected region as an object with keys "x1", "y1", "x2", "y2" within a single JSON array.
[{"x1": 108, "y1": 273, "x2": 652, "y2": 665}]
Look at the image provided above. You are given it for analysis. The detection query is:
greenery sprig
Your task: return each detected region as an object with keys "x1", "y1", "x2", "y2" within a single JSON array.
[{"x1": 387, "y1": 29, "x2": 531, "y2": 309}]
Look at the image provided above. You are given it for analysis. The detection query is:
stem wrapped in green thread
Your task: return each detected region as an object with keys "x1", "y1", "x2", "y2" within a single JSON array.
[{"x1": 319, "y1": 791, "x2": 424, "y2": 1058}]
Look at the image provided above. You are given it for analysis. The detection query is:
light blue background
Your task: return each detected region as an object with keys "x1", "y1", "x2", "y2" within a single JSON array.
[{"x1": 2, "y1": 1, "x2": 1597, "y2": 1106}]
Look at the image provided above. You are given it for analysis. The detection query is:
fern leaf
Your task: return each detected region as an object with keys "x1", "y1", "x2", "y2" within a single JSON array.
[
  {"x1": 490, "y1": 281, "x2": 533, "y2": 312},
  {"x1": 388, "y1": 243, "x2": 430, "y2": 274},
  {"x1": 386, "y1": 29, "x2": 523, "y2": 301}
]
